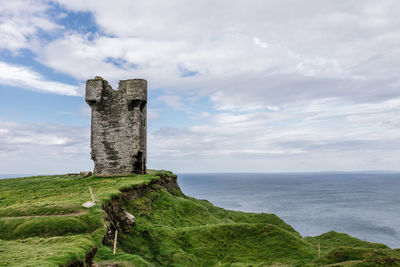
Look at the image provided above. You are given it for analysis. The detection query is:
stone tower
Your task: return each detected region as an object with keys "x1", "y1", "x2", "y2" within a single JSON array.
[{"x1": 85, "y1": 76, "x2": 147, "y2": 176}]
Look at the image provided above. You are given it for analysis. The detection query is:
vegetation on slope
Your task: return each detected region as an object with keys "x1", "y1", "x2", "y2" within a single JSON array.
[
  {"x1": 1, "y1": 171, "x2": 399, "y2": 266},
  {"x1": 0, "y1": 172, "x2": 158, "y2": 266},
  {"x1": 96, "y1": 173, "x2": 400, "y2": 266},
  {"x1": 306, "y1": 232, "x2": 399, "y2": 266}
]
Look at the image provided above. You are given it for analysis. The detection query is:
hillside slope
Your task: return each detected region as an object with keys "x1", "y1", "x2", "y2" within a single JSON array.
[
  {"x1": 0, "y1": 171, "x2": 399, "y2": 266},
  {"x1": 0, "y1": 172, "x2": 158, "y2": 266}
]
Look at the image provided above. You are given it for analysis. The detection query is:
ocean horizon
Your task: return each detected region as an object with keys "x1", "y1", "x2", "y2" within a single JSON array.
[
  {"x1": 178, "y1": 172, "x2": 400, "y2": 248},
  {"x1": 0, "y1": 174, "x2": 49, "y2": 179}
]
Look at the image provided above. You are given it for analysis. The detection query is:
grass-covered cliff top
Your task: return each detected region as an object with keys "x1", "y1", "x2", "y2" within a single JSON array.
[
  {"x1": 0, "y1": 171, "x2": 159, "y2": 266},
  {"x1": 0, "y1": 171, "x2": 399, "y2": 266}
]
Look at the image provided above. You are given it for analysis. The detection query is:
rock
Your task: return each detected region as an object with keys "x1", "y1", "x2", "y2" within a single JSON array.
[
  {"x1": 124, "y1": 211, "x2": 135, "y2": 224},
  {"x1": 82, "y1": 201, "x2": 96, "y2": 208},
  {"x1": 80, "y1": 171, "x2": 93, "y2": 178}
]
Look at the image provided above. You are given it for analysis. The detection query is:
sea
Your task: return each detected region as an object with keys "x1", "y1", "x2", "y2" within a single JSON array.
[
  {"x1": 178, "y1": 172, "x2": 400, "y2": 248},
  {"x1": 2, "y1": 172, "x2": 399, "y2": 248}
]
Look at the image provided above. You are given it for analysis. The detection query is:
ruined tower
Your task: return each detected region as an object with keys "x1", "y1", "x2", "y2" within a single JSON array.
[{"x1": 85, "y1": 76, "x2": 147, "y2": 176}]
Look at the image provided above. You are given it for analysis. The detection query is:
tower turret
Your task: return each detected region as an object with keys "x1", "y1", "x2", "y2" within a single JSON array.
[{"x1": 86, "y1": 76, "x2": 147, "y2": 176}]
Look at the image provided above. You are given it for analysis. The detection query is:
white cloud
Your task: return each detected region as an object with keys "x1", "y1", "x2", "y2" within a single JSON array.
[
  {"x1": 36, "y1": 34, "x2": 132, "y2": 84},
  {"x1": 0, "y1": 118, "x2": 92, "y2": 173},
  {"x1": 0, "y1": 0, "x2": 61, "y2": 51},
  {"x1": 198, "y1": 112, "x2": 211, "y2": 118},
  {"x1": 211, "y1": 91, "x2": 280, "y2": 112},
  {"x1": 148, "y1": 109, "x2": 161, "y2": 120},
  {"x1": 157, "y1": 94, "x2": 185, "y2": 110},
  {"x1": 149, "y1": 97, "x2": 400, "y2": 172},
  {"x1": 35, "y1": 1, "x2": 399, "y2": 106},
  {"x1": 2, "y1": 0, "x2": 400, "y2": 172},
  {"x1": 41, "y1": 0, "x2": 400, "y2": 172},
  {"x1": 0, "y1": 62, "x2": 80, "y2": 96},
  {"x1": 253, "y1": 37, "x2": 269, "y2": 48}
]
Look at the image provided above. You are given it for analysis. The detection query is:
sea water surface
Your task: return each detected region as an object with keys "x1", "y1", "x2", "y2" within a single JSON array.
[
  {"x1": 0, "y1": 174, "x2": 39, "y2": 179},
  {"x1": 178, "y1": 172, "x2": 400, "y2": 248}
]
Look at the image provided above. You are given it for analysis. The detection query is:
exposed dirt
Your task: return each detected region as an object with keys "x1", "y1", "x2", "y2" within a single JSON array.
[{"x1": 67, "y1": 247, "x2": 98, "y2": 267}]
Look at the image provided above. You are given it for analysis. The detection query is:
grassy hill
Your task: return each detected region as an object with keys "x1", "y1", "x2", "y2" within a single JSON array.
[{"x1": 0, "y1": 171, "x2": 399, "y2": 266}]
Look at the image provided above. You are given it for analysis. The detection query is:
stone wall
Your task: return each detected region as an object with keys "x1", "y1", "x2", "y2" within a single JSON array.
[{"x1": 85, "y1": 76, "x2": 147, "y2": 176}]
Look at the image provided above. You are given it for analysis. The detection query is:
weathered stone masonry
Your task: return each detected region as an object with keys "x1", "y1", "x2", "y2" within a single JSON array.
[{"x1": 85, "y1": 76, "x2": 147, "y2": 176}]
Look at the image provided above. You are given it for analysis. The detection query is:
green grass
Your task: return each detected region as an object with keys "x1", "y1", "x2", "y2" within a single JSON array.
[
  {"x1": 0, "y1": 172, "x2": 159, "y2": 266},
  {"x1": 305, "y1": 231, "x2": 399, "y2": 266},
  {"x1": 118, "y1": 189, "x2": 313, "y2": 266},
  {"x1": 0, "y1": 231, "x2": 102, "y2": 267},
  {"x1": 0, "y1": 173, "x2": 154, "y2": 217},
  {"x1": 1, "y1": 171, "x2": 400, "y2": 266},
  {"x1": 94, "y1": 246, "x2": 152, "y2": 267},
  {"x1": 315, "y1": 247, "x2": 400, "y2": 266},
  {"x1": 98, "y1": 178, "x2": 400, "y2": 266},
  {"x1": 304, "y1": 231, "x2": 389, "y2": 254}
]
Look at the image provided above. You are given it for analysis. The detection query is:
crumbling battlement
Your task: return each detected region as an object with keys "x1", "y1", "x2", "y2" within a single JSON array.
[{"x1": 86, "y1": 76, "x2": 147, "y2": 176}]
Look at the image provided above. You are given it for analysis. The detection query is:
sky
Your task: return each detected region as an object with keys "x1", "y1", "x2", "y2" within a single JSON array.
[{"x1": 0, "y1": 0, "x2": 399, "y2": 174}]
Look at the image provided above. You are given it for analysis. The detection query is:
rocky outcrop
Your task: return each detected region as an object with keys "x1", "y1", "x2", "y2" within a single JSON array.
[
  {"x1": 101, "y1": 172, "x2": 182, "y2": 244},
  {"x1": 63, "y1": 172, "x2": 182, "y2": 265},
  {"x1": 67, "y1": 247, "x2": 97, "y2": 267}
]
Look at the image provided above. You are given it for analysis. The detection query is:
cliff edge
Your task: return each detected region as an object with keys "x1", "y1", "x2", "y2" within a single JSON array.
[{"x1": 0, "y1": 171, "x2": 399, "y2": 266}]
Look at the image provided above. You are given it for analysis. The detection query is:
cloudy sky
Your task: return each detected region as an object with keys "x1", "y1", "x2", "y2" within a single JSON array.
[{"x1": 0, "y1": 0, "x2": 399, "y2": 174}]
